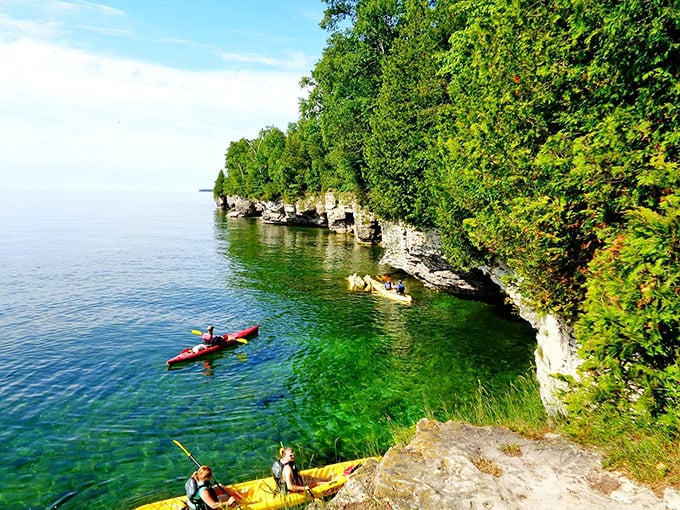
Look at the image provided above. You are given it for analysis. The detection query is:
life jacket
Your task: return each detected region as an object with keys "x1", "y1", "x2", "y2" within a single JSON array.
[
  {"x1": 202, "y1": 332, "x2": 212, "y2": 342},
  {"x1": 271, "y1": 460, "x2": 302, "y2": 495},
  {"x1": 185, "y1": 478, "x2": 213, "y2": 510}
]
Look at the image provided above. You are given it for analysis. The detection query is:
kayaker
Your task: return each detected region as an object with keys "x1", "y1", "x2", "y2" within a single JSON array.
[
  {"x1": 202, "y1": 326, "x2": 223, "y2": 347},
  {"x1": 272, "y1": 447, "x2": 310, "y2": 494},
  {"x1": 384, "y1": 280, "x2": 392, "y2": 290},
  {"x1": 185, "y1": 465, "x2": 235, "y2": 509},
  {"x1": 395, "y1": 280, "x2": 405, "y2": 295}
]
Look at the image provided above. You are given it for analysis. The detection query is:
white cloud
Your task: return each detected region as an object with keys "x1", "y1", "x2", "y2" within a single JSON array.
[
  {"x1": 66, "y1": 0, "x2": 125, "y2": 17},
  {"x1": 217, "y1": 49, "x2": 316, "y2": 73},
  {"x1": 0, "y1": 1, "x2": 320, "y2": 190},
  {"x1": 0, "y1": 0, "x2": 125, "y2": 18},
  {"x1": 0, "y1": 36, "x2": 306, "y2": 191}
]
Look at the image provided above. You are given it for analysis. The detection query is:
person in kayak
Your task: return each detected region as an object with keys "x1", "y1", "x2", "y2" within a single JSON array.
[
  {"x1": 202, "y1": 326, "x2": 224, "y2": 346},
  {"x1": 192, "y1": 327, "x2": 211, "y2": 353},
  {"x1": 192, "y1": 327, "x2": 222, "y2": 353},
  {"x1": 185, "y1": 465, "x2": 235, "y2": 509},
  {"x1": 272, "y1": 447, "x2": 310, "y2": 494},
  {"x1": 395, "y1": 280, "x2": 405, "y2": 295}
]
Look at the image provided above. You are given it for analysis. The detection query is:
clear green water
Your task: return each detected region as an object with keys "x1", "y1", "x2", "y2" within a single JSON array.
[{"x1": 0, "y1": 191, "x2": 535, "y2": 509}]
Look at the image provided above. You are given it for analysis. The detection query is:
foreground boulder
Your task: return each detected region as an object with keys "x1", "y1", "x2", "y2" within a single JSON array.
[{"x1": 324, "y1": 419, "x2": 680, "y2": 510}]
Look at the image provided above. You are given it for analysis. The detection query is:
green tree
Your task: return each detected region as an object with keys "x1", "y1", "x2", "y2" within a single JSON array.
[
  {"x1": 568, "y1": 194, "x2": 680, "y2": 435},
  {"x1": 436, "y1": 0, "x2": 680, "y2": 316},
  {"x1": 259, "y1": 126, "x2": 286, "y2": 200},
  {"x1": 310, "y1": 0, "x2": 404, "y2": 195},
  {"x1": 298, "y1": 76, "x2": 335, "y2": 193},
  {"x1": 274, "y1": 122, "x2": 314, "y2": 201},
  {"x1": 213, "y1": 169, "x2": 225, "y2": 197},
  {"x1": 223, "y1": 138, "x2": 254, "y2": 197},
  {"x1": 297, "y1": 116, "x2": 328, "y2": 193},
  {"x1": 364, "y1": 0, "x2": 453, "y2": 227},
  {"x1": 222, "y1": 127, "x2": 286, "y2": 200}
]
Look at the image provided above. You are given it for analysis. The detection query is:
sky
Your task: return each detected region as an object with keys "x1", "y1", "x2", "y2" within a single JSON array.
[{"x1": 0, "y1": 0, "x2": 329, "y2": 191}]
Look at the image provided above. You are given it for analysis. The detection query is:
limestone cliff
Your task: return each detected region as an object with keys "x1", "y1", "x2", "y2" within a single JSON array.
[
  {"x1": 365, "y1": 221, "x2": 580, "y2": 416},
  {"x1": 217, "y1": 193, "x2": 579, "y2": 415},
  {"x1": 379, "y1": 221, "x2": 500, "y2": 298}
]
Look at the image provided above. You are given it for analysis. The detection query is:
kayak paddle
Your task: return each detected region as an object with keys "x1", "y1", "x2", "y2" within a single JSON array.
[
  {"x1": 191, "y1": 329, "x2": 248, "y2": 344},
  {"x1": 173, "y1": 439, "x2": 202, "y2": 469}
]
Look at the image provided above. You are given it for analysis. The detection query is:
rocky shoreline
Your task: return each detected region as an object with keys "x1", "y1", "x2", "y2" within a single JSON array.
[
  {"x1": 218, "y1": 193, "x2": 499, "y2": 298},
  {"x1": 218, "y1": 192, "x2": 578, "y2": 415},
  {"x1": 321, "y1": 419, "x2": 680, "y2": 510},
  {"x1": 217, "y1": 193, "x2": 680, "y2": 509}
]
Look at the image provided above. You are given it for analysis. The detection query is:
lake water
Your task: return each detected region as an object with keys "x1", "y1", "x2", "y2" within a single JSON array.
[{"x1": 0, "y1": 190, "x2": 536, "y2": 509}]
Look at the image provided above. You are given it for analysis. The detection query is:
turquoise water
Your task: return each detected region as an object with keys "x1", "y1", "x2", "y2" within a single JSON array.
[{"x1": 0, "y1": 190, "x2": 535, "y2": 509}]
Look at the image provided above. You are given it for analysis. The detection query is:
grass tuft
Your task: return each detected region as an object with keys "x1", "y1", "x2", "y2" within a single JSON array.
[
  {"x1": 443, "y1": 372, "x2": 550, "y2": 436},
  {"x1": 386, "y1": 370, "x2": 680, "y2": 491},
  {"x1": 471, "y1": 456, "x2": 503, "y2": 477}
]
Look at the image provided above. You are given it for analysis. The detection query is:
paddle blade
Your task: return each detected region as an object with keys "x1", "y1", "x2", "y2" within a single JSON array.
[
  {"x1": 173, "y1": 439, "x2": 191, "y2": 457},
  {"x1": 173, "y1": 440, "x2": 202, "y2": 469},
  {"x1": 236, "y1": 338, "x2": 248, "y2": 344},
  {"x1": 191, "y1": 330, "x2": 203, "y2": 336}
]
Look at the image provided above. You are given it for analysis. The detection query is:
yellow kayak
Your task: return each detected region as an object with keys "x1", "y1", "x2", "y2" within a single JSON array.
[
  {"x1": 365, "y1": 275, "x2": 412, "y2": 304},
  {"x1": 134, "y1": 457, "x2": 378, "y2": 510}
]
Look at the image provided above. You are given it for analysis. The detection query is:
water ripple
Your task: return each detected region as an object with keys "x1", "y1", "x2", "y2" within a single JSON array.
[{"x1": 0, "y1": 191, "x2": 536, "y2": 510}]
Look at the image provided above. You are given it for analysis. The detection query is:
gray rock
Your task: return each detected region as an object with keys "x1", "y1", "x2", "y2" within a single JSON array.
[
  {"x1": 324, "y1": 419, "x2": 679, "y2": 510},
  {"x1": 379, "y1": 222, "x2": 500, "y2": 297},
  {"x1": 221, "y1": 195, "x2": 262, "y2": 217}
]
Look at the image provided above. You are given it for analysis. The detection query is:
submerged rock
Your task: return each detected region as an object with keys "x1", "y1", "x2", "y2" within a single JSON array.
[{"x1": 347, "y1": 273, "x2": 370, "y2": 292}]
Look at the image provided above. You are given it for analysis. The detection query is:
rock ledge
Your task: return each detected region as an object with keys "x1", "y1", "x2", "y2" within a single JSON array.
[{"x1": 324, "y1": 419, "x2": 680, "y2": 510}]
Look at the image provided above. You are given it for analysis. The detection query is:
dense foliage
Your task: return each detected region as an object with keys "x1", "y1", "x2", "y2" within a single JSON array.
[
  {"x1": 215, "y1": 0, "x2": 680, "y2": 436},
  {"x1": 568, "y1": 195, "x2": 680, "y2": 436}
]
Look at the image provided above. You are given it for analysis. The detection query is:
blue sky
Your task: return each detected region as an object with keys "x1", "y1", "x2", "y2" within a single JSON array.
[{"x1": 0, "y1": 0, "x2": 329, "y2": 191}]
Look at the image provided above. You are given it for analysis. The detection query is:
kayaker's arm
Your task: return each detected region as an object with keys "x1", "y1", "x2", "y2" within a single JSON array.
[
  {"x1": 283, "y1": 466, "x2": 309, "y2": 493},
  {"x1": 199, "y1": 485, "x2": 235, "y2": 508},
  {"x1": 214, "y1": 483, "x2": 241, "y2": 504}
]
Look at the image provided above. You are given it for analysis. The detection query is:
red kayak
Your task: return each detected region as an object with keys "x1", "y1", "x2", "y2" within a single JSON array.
[{"x1": 166, "y1": 325, "x2": 259, "y2": 366}]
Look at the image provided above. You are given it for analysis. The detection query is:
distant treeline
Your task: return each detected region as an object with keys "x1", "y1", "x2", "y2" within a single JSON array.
[{"x1": 215, "y1": 1, "x2": 680, "y2": 436}]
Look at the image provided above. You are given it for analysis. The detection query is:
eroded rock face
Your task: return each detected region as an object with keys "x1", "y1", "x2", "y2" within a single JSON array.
[
  {"x1": 352, "y1": 202, "x2": 381, "y2": 243},
  {"x1": 324, "y1": 419, "x2": 680, "y2": 510},
  {"x1": 482, "y1": 263, "x2": 581, "y2": 416},
  {"x1": 379, "y1": 223, "x2": 581, "y2": 416},
  {"x1": 221, "y1": 195, "x2": 262, "y2": 217},
  {"x1": 379, "y1": 221, "x2": 500, "y2": 298},
  {"x1": 220, "y1": 193, "x2": 383, "y2": 242}
]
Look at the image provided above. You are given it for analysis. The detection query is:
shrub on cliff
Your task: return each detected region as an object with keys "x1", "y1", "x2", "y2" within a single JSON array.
[{"x1": 568, "y1": 194, "x2": 680, "y2": 436}]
